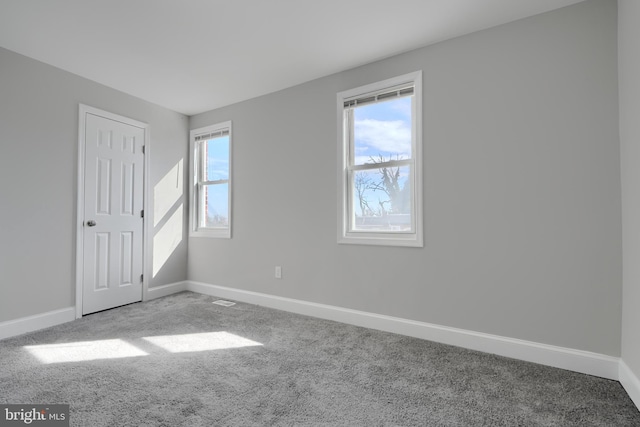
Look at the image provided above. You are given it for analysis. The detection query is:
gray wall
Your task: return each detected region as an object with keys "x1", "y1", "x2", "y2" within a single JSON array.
[
  {"x1": 189, "y1": 0, "x2": 621, "y2": 356},
  {"x1": 619, "y1": 0, "x2": 640, "y2": 379},
  {"x1": 0, "y1": 47, "x2": 189, "y2": 323}
]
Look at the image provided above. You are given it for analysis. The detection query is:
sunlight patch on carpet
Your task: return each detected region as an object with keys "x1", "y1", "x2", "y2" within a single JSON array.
[
  {"x1": 142, "y1": 331, "x2": 262, "y2": 353},
  {"x1": 24, "y1": 339, "x2": 148, "y2": 364}
]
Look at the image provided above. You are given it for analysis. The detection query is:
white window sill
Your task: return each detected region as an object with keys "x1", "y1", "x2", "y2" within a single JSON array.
[
  {"x1": 190, "y1": 229, "x2": 231, "y2": 239},
  {"x1": 338, "y1": 233, "x2": 423, "y2": 248}
]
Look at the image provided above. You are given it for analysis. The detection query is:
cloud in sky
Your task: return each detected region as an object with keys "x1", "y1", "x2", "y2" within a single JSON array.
[
  {"x1": 354, "y1": 118, "x2": 411, "y2": 164},
  {"x1": 206, "y1": 158, "x2": 229, "y2": 180},
  {"x1": 391, "y1": 99, "x2": 412, "y2": 118}
]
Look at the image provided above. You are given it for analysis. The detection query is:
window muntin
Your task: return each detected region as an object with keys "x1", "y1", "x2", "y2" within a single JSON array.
[
  {"x1": 338, "y1": 72, "x2": 422, "y2": 247},
  {"x1": 190, "y1": 122, "x2": 232, "y2": 238}
]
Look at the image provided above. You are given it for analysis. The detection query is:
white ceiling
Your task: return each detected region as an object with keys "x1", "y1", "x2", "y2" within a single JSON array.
[{"x1": 0, "y1": 0, "x2": 585, "y2": 116}]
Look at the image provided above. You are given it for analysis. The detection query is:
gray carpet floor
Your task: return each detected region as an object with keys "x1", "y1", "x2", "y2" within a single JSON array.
[{"x1": 1, "y1": 291, "x2": 638, "y2": 426}]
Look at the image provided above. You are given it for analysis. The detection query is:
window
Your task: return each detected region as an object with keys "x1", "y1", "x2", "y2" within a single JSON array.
[
  {"x1": 190, "y1": 121, "x2": 232, "y2": 238},
  {"x1": 338, "y1": 71, "x2": 423, "y2": 247}
]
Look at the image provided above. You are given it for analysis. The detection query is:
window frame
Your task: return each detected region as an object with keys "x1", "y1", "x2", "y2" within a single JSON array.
[
  {"x1": 337, "y1": 71, "x2": 423, "y2": 247},
  {"x1": 189, "y1": 121, "x2": 232, "y2": 238}
]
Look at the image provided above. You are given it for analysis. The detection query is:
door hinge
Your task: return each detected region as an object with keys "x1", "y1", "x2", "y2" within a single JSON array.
[
  {"x1": 142, "y1": 145, "x2": 145, "y2": 154},
  {"x1": 140, "y1": 210, "x2": 144, "y2": 218},
  {"x1": 140, "y1": 274, "x2": 144, "y2": 283}
]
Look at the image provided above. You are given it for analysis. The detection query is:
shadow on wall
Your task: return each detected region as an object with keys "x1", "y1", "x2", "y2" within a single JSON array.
[{"x1": 153, "y1": 159, "x2": 184, "y2": 277}]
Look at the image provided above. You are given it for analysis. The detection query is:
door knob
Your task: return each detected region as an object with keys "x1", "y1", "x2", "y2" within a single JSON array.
[{"x1": 86, "y1": 220, "x2": 97, "y2": 227}]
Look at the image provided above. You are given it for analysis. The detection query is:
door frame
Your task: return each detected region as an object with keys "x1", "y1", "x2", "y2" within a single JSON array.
[{"x1": 75, "y1": 104, "x2": 150, "y2": 319}]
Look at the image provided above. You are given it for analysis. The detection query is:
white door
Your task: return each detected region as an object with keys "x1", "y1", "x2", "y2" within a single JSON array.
[{"x1": 81, "y1": 112, "x2": 145, "y2": 315}]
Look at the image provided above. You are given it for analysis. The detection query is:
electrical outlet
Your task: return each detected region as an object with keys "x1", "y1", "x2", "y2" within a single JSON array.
[{"x1": 275, "y1": 266, "x2": 282, "y2": 279}]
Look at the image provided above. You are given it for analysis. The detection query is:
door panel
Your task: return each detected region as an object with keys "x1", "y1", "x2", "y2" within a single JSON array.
[{"x1": 82, "y1": 113, "x2": 144, "y2": 315}]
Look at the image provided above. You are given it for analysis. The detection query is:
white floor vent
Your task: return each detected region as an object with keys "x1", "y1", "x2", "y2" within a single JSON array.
[{"x1": 212, "y1": 300, "x2": 236, "y2": 307}]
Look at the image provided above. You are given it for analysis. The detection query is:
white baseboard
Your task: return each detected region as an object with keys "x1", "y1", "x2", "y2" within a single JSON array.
[
  {"x1": 0, "y1": 281, "x2": 189, "y2": 341},
  {"x1": 0, "y1": 281, "x2": 627, "y2": 399},
  {"x1": 187, "y1": 281, "x2": 620, "y2": 380},
  {"x1": 0, "y1": 307, "x2": 75, "y2": 341},
  {"x1": 620, "y1": 360, "x2": 640, "y2": 411},
  {"x1": 146, "y1": 281, "x2": 188, "y2": 300}
]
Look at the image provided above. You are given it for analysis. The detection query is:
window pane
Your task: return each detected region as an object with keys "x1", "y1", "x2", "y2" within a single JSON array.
[
  {"x1": 353, "y1": 96, "x2": 412, "y2": 166},
  {"x1": 205, "y1": 136, "x2": 229, "y2": 181},
  {"x1": 351, "y1": 166, "x2": 412, "y2": 232},
  {"x1": 203, "y1": 183, "x2": 229, "y2": 229}
]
